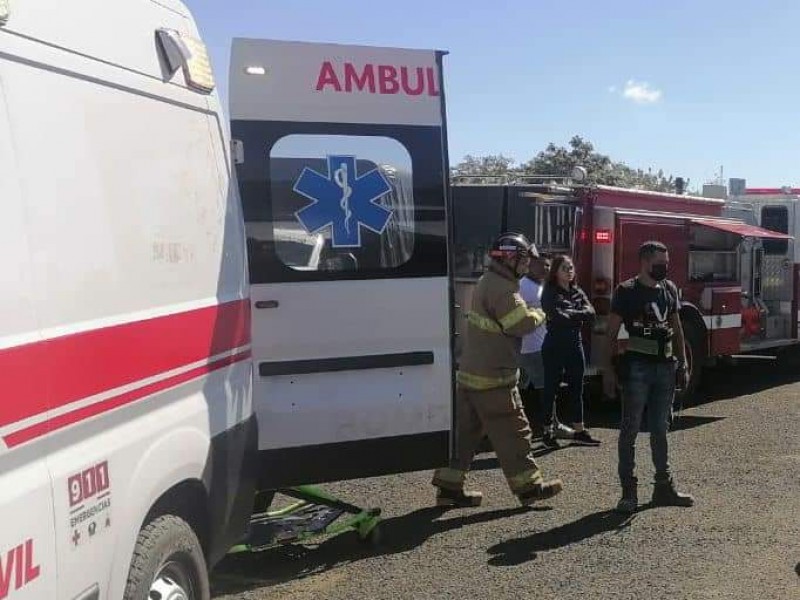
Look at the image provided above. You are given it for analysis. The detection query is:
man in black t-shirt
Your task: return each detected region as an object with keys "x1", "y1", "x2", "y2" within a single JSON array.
[{"x1": 604, "y1": 241, "x2": 694, "y2": 514}]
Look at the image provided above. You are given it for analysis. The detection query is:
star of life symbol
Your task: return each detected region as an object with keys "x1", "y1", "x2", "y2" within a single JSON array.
[{"x1": 293, "y1": 155, "x2": 394, "y2": 248}]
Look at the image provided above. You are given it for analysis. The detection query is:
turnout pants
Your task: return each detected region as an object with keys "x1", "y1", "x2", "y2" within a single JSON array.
[{"x1": 432, "y1": 384, "x2": 546, "y2": 495}]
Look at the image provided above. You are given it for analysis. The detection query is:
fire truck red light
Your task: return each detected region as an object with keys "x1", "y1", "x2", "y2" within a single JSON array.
[{"x1": 594, "y1": 229, "x2": 613, "y2": 243}]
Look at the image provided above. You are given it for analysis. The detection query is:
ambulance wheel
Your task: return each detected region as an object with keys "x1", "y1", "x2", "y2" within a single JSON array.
[
  {"x1": 124, "y1": 514, "x2": 210, "y2": 600},
  {"x1": 676, "y1": 317, "x2": 705, "y2": 410}
]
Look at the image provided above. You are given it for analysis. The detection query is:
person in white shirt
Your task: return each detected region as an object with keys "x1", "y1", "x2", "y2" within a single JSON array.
[{"x1": 519, "y1": 254, "x2": 575, "y2": 442}]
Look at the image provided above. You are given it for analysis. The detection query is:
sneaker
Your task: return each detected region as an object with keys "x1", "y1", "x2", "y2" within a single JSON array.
[
  {"x1": 572, "y1": 430, "x2": 601, "y2": 446},
  {"x1": 652, "y1": 478, "x2": 694, "y2": 507},
  {"x1": 541, "y1": 430, "x2": 561, "y2": 449},
  {"x1": 436, "y1": 487, "x2": 483, "y2": 508},
  {"x1": 517, "y1": 478, "x2": 564, "y2": 506}
]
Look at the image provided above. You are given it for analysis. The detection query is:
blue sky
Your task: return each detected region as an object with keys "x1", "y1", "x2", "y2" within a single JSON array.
[{"x1": 187, "y1": 0, "x2": 799, "y2": 190}]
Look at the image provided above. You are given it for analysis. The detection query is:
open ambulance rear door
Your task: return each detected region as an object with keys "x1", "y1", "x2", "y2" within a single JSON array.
[{"x1": 230, "y1": 39, "x2": 454, "y2": 487}]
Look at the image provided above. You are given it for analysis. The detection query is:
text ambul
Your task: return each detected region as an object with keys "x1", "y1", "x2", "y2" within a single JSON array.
[
  {"x1": 316, "y1": 61, "x2": 440, "y2": 96},
  {"x1": 0, "y1": 540, "x2": 40, "y2": 599}
]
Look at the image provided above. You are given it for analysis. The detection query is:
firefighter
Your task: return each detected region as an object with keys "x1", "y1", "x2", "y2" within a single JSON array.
[
  {"x1": 432, "y1": 232, "x2": 564, "y2": 508},
  {"x1": 604, "y1": 240, "x2": 694, "y2": 514}
]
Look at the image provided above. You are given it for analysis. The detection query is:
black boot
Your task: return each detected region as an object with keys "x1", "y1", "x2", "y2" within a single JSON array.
[
  {"x1": 614, "y1": 478, "x2": 638, "y2": 514},
  {"x1": 652, "y1": 477, "x2": 694, "y2": 507}
]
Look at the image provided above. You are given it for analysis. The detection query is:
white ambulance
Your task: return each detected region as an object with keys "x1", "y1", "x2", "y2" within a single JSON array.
[
  {"x1": 1, "y1": 2, "x2": 454, "y2": 599},
  {"x1": 0, "y1": 1, "x2": 254, "y2": 598}
]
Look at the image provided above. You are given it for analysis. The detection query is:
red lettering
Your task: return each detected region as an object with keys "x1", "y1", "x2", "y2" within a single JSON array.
[
  {"x1": 69, "y1": 461, "x2": 110, "y2": 505},
  {"x1": 23, "y1": 540, "x2": 39, "y2": 586},
  {"x1": 318, "y1": 61, "x2": 439, "y2": 96},
  {"x1": 68, "y1": 474, "x2": 83, "y2": 506},
  {"x1": 315, "y1": 61, "x2": 342, "y2": 92},
  {"x1": 81, "y1": 468, "x2": 96, "y2": 499},
  {"x1": 426, "y1": 67, "x2": 440, "y2": 96},
  {"x1": 12, "y1": 547, "x2": 21, "y2": 592},
  {"x1": 400, "y1": 67, "x2": 425, "y2": 96},
  {"x1": 378, "y1": 65, "x2": 399, "y2": 94},
  {"x1": 0, "y1": 546, "x2": 15, "y2": 599},
  {"x1": 344, "y1": 63, "x2": 375, "y2": 93},
  {"x1": 95, "y1": 461, "x2": 110, "y2": 492}
]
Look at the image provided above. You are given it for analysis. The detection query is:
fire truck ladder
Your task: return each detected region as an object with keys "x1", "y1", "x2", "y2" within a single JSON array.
[{"x1": 228, "y1": 486, "x2": 382, "y2": 553}]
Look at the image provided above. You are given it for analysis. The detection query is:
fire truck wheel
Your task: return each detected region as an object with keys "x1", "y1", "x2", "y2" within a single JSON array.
[
  {"x1": 124, "y1": 514, "x2": 210, "y2": 600},
  {"x1": 676, "y1": 317, "x2": 706, "y2": 410}
]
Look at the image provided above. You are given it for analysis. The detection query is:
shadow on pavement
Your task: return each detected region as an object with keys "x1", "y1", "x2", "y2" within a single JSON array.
[
  {"x1": 486, "y1": 509, "x2": 633, "y2": 566},
  {"x1": 212, "y1": 505, "x2": 539, "y2": 596},
  {"x1": 691, "y1": 351, "x2": 800, "y2": 406},
  {"x1": 669, "y1": 414, "x2": 725, "y2": 432}
]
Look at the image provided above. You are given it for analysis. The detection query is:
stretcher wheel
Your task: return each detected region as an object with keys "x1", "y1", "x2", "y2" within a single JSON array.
[{"x1": 357, "y1": 522, "x2": 382, "y2": 546}]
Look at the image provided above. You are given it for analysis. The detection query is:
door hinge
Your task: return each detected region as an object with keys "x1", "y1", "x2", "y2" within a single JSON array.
[{"x1": 231, "y1": 139, "x2": 244, "y2": 165}]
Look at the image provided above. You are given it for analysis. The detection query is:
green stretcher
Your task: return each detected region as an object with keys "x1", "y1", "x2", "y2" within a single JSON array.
[{"x1": 228, "y1": 486, "x2": 382, "y2": 553}]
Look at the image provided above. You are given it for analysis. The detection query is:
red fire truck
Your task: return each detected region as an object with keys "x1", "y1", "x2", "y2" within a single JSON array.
[{"x1": 452, "y1": 174, "x2": 795, "y2": 404}]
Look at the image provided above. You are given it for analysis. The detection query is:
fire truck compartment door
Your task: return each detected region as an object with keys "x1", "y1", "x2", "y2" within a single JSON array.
[
  {"x1": 709, "y1": 287, "x2": 743, "y2": 356},
  {"x1": 230, "y1": 39, "x2": 453, "y2": 488},
  {"x1": 615, "y1": 216, "x2": 689, "y2": 284}
]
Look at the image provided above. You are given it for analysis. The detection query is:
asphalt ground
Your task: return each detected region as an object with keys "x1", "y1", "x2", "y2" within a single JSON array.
[{"x1": 212, "y1": 359, "x2": 800, "y2": 600}]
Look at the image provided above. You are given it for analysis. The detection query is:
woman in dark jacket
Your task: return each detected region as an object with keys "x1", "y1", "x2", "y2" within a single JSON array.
[{"x1": 541, "y1": 255, "x2": 600, "y2": 448}]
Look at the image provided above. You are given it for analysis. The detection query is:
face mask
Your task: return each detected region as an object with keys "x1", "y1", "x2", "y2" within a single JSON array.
[{"x1": 650, "y1": 263, "x2": 668, "y2": 281}]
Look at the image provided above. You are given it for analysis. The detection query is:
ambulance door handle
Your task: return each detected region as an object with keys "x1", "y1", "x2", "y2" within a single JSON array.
[{"x1": 255, "y1": 300, "x2": 279, "y2": 309}]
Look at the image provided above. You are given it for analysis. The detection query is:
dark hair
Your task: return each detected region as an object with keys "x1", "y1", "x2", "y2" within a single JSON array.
[
  {"x1": 547, "y1": 254, "x2": 575, "y2": 286},
  {"x1": 639, "y1": 240, "x2": 668, "y2": 260}
]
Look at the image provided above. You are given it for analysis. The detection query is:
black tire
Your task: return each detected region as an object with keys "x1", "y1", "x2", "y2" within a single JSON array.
[
  {"x1": 123, "y1": 514, "x2": 210, "y2": 600},
  {"x1": 675, "y1": 317, "x2": 706, "y2": 410}
]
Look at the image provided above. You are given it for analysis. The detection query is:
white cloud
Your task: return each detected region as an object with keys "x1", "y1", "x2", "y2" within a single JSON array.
[
  {"x1": 621, "y1": 79, "x2": 662, "y2": 104},
  {"x1": 607, "y1": 85, "x2": 617, "y2": 93}
]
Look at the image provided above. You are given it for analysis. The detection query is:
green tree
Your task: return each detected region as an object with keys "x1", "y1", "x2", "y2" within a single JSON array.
[
  {"x1": 450, "y1": 154, "x2": 518, "y2": 183},
  {"x1": 452, "y1": 136, "x2": 681, "y2": 193}
]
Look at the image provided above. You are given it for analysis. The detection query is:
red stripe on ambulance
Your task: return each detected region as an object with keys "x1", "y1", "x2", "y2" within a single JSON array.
[{"x1": 0, "y1": 300, "x2": 251, "y2": 446}]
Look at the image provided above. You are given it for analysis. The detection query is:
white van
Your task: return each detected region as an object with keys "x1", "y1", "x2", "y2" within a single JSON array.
[{"x1": 0, "y1": 1, "x2": 256, "y2": 598}]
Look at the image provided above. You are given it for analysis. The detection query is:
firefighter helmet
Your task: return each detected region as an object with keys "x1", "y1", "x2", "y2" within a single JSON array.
[{"x1": 489, "y1": 232, "x2": 538, "y2": 261}]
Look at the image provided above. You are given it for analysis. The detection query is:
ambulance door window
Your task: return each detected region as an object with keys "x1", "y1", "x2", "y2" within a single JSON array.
[
  {"x1": 239, "y1": 129, "x2": 448, "y2": 284},
  {"x1": 267, "y1": 135, "x2": 414, "y2": 274},
  {"x1": 761, "y1": 206, "x2": 789, "y2": 255}
]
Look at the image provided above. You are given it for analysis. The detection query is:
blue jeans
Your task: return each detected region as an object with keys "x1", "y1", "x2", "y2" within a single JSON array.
[
  {"x1": 541, "y1": 335, "x2": 585, "y2": 427},
  {"x1": 618, "y1": 358, "x2": 676, "y2": 486}
]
